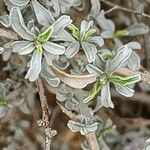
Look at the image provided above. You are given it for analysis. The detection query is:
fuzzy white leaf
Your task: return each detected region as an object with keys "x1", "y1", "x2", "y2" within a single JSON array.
[
  {"x1": 101, "y1": 83, "x2": 114, "y2": 108},
  {"x1": 0, "y1": 47, "x2": 4, "y2": 54},
  {"x1": 43, "y1": 51, "x2": 58, "y2": 66},
  {"x1": 81, "y1": 42, "x2": 97, "y2": 63},
  {"x1": 80, "y1": 20, "x2": 93, "y2": 36},
  {"x1": 89, "y1": 36, "x2": 104, "y2": 47},
  {"x1": 105, "y1": 45, "x2": 132, "y2": 74},
  {"x1": 25, "y1": 51, "x2": 42, "y2": 81},
  {"x1": 86, "y1": 64, "x2": 103, "y2": 77},
  {"x1": 52, "y1": 15, "x2": 72, "y2": 36},
  {"x1": 43, "y1": 41, "x2": 65, "y2": 55},
  {"x1": 127, "y1": 23, "x2": 149, "y2": 36},
  {"x1": 12, "y1": 41, "x2": 35, "y2": 55},
  {"x1": 32, "y1": 0, "x2": 55, "y2": 26},
  {"x1": 101, "y1": 31, "x2": 114, "y2": 39},
  {"x1": 115, "y1": 85, "x2": 134, "y2": 97},
  {"x1": 65, "y1": 41, "x2": 80, "y2": 58},
  {"x1": 0, "y1": 14, "x2": 11, "y2": 27},
  {"x1": 126, "y1": 41, "x2": 141, "y2": 49},
  {"x1": 10, "y1": 7, "x2": 36, "y2": 41},
  {"x1": 127, "y1": 51, "x2": 140, "y2": 71}
]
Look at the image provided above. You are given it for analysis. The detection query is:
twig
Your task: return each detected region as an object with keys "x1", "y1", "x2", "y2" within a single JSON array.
[
  {"x1": 85, "y1": 132, "x2": 100, "y2": 150},
  {"x1": 0, "y1": 27, "x2": 21, "y2": 40},
  {"x1": 36, "y1": 78, "x2": 51, "y2": 127},
  {"x1": 36, "y1": 78, "x2": 57, "y2": 150},
  {"x1": 101, "y1": 0, "x2": 150, "y2": 18},
  {"x1": 105, "y1": 6, "x2": 118, "y2": 14},
  {"x1": 57, "y1": 102, "x2": 100, "y2": 150}
]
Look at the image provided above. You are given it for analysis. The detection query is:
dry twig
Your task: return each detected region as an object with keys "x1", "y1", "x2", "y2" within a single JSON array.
[
  {"x1": 101, "y1": 0, "x2": 150, "y2": 18},
  {"x1": 36, "y1": 78, "x2": 57, "y2": 150}
]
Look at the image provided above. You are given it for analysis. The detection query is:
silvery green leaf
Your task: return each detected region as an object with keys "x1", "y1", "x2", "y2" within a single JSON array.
[
  {"x1": 80, "y1": 20, "x2": 93, "y2": 36},
  {"x1": 80, "y1": 127, "x2": 89, "y2": 135},
  {"x1": 52, "y1": 30, "x2": 75, "y2": 42},
  {"x1": 25, "y1": 51, "x2": 42, "y2": 81},
  {"x1": 86, "y1": 64, "x2": 103, "y2": 77},
  {"x1": 4, "y1": 0, "x2": 29, "y2": 10},
  {"x1": 65, "y1": 98, "x2": 78, "y2": 111},
  {"x1": 32, "y1": 0, "x2": 55, "y2": 26},
  {"x1": 85, "y1": 122, "x2": 99, "y2": 133},
  {"x1": 126, "y1": 41, "x2": 141, "y2": 49},
  {"x1": 127, "y1": 51, "x2": 140, "y2": 71},
  {"x1": 93, "y1": 96, "x2": 102, "y2": 112},
  {"x1": 110, "y1": 74, "x2": 141, "y2": 86},
  {"x1": 67, "y1": 120, "x2": 81, "y2": 132},
  {"x1": 114, "y1": 29, "x2": 129, "y2": 37},
  {"x1": 37, "y1": 26, "x2": 53, "y2": 43},
  {"x1": 12, "y1": 41, "x2": 35, "y2": 55},
  {"x1": 97, "y1": 11, "x2": 115, "y2": 32},
  {"x1": 0, "y1": 83, "x2": 6, "y2": 98},
  {"x1": 10, "y1": 7, "x2": 36, "y2": 41},
  {"x1": 84, "y1": 80, "x2": 102, "y2": 103},
  {"x1": 115, "y1": 85, "x2": 134, "y2": 97},
  {"x1": 71, "y1": 0, "x2": 82, "y2": 6},
  {"x1": 101, "y1": 83, "x2": 114, "y2": 108},
  {"x1": 68, "y1": 24, "x2": 79, "y2": 40},
  {"x1": 101, "y1": 31, "x2": 114, "y2": 39},
  {"x1": 0, "y1": 106, "x2": 7, "y2": 118},
  {"x1": 105, "y1": 45, "x2": 132, "y2": 74},
  {"x1": 89, "y1": 0, "x2": 101, "y2": 18},
  {"x1": 0, "y1": 14, "x2": 11, "y2": 27},
  {"x1": 43, "y1": 51, "x2": 58, "y2": 66},
  {"x1": 52, "y1": 15, "x2": 72, "y2": 36},
  {"x1": 44, "y1": 76, "x2": 60, "y2": 87},
  {"x1": 43, "y1": 41, "x2": 65, "y2": 55},
  {"x1": 48, "y1": 0, "x2": 60, "y2": 17},
  {"x1": 89, "y1": 36, "x2": 104, "y2": 47},
  {"x1": 53, "y1": 55, "x2": 70, "y2": 70},
  {"x1": 41, "y1": 61, "x2": 60, "y2": 87},
  {"x1": 0, "y1": 47, "x2": 4, "y2": 54},
  {"x1": 19, "y1": 102, "x2": 30, "y2": 114},
  {"x1": 114, "y1": 38, "x2": 123, "y2": 47},
  {"x1": 126, "y1": 23, "x2": 149, "y2": 36},
  {"x1": 94, "y1": 53, "x2": 106, "y2": 71},
  {"x1": 81, "y1": 42, "x2": 97, "y2": 63},
  {"x1": 82, "y1": 28, "x2": 96, "y2": 41},
  {"x1": 2, "y1": 48, "x2": 12, "y2": 61},
  {"x1": 65, "y1": 41, "x2": 80, "y2": 58},
  {"x1": 27, "y1": 19, "x2": 39, "y2": 35},
  {"x1": 56, "y1": 92, "x2": 68, "y2": 102},
  {"x1": 6, "y1": 0, "x2": 30, "y2": 6}
]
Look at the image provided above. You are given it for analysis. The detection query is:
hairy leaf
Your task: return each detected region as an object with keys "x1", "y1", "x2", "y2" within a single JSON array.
[
  {"x1": 37, "y1": 26, "x2": 53, "y2": 43},
  {"x1": 110, "y1": 74, "x2": 141, "y2": 86}
]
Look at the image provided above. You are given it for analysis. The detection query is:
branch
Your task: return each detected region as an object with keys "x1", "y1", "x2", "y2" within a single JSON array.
[
  {"x1": 36, "y1": 78, "x2": 57, "y2": 150},
  {"x1": 101, "y1": 0, "x2": 150, "y2": 18},
  {"x1": 0, "y1": 27, "x2": 21, "y2": 40},
  {"x1": 57, "y1": 102, "x2": 99, "y2": 150}
]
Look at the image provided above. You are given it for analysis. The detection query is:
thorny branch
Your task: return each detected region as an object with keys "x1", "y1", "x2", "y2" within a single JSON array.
[
  {"x1": 57, "y1": 102, "x2": 100, "y2": 150},
  {"x1": 101, "y1": 0, "x2": 150, "y2": 18},
  {"x1": 36, "y1": 78, "x2": 57, "y2": 150}
]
